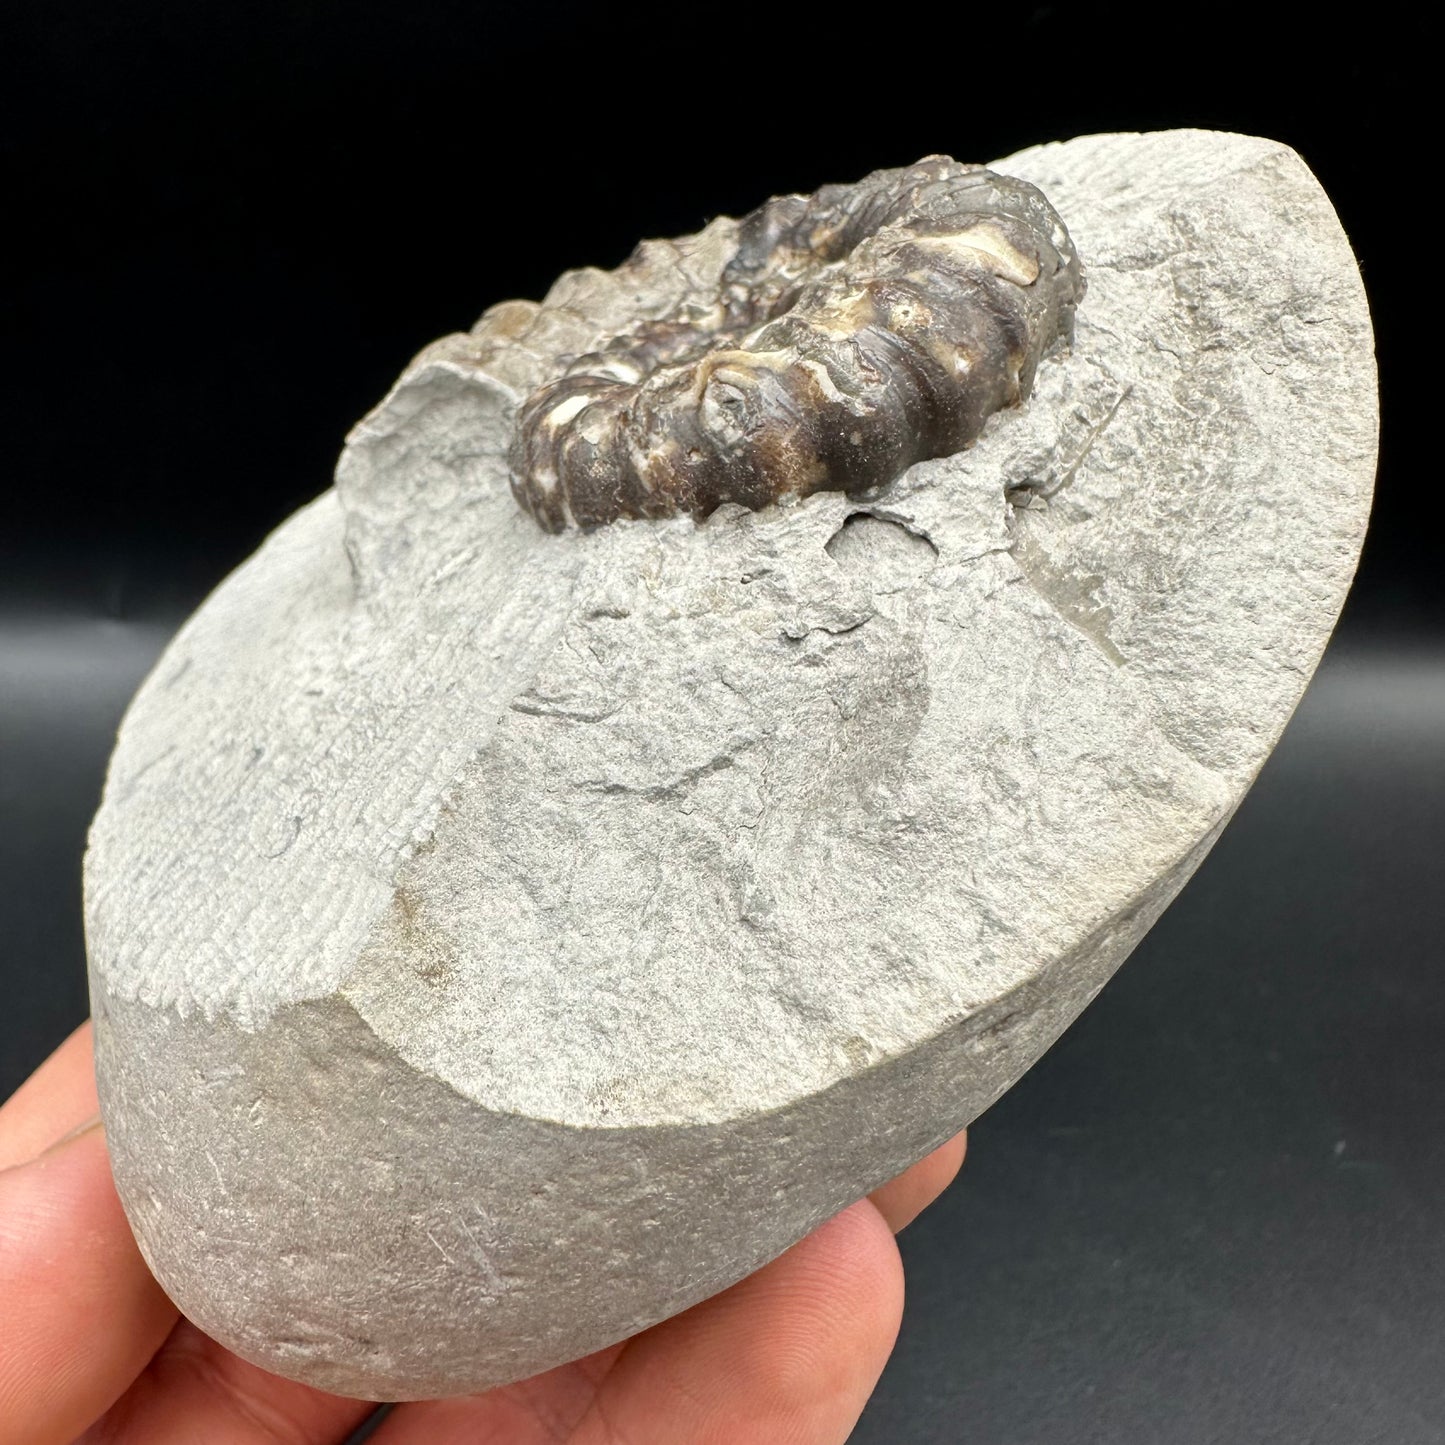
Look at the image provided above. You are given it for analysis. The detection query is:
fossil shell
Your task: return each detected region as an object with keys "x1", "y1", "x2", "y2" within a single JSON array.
[{"x1": 501, "y1": 157, "x2": 1085, "y2": 531}]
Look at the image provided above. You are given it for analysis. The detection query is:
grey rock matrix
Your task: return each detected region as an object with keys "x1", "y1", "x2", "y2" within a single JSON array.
[{"x1": 85, "y1": 130, "x2": 1377, "y2": 1399}]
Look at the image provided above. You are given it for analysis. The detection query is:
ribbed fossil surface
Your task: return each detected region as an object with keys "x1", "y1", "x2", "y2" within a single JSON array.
[{"x1": 497, "y1": 157, "x2": 1084, "y2": 530}]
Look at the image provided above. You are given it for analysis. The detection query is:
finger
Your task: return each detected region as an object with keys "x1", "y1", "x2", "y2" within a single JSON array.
[
  {"x1": 356, "y1": 1345, "x2": 624, "y2": 1445},
  {"x1": 578, "y1": 1201, "x2": 904, "y2": 1445},
  {"x1": 0, "y1": 1021, "x2": 99, "y2": 1170},
  {"x1": 0, "y1": 1125, "x2": 178, "y2": 1445},
  {"x1": 375, "y1": 1198, "x2": 905, "y2": 1445},
  {"x1": 867, "y1": 1129, "x2": 968, "y2": 1233},
  {"x1": 81, "y1": 1320, "x2": 377, "y2": 1445}
]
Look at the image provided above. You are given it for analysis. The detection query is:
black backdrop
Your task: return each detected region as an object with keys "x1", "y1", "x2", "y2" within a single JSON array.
[{"x1": 2, "y1": 7, "x2": 1439, "y2": 1442}]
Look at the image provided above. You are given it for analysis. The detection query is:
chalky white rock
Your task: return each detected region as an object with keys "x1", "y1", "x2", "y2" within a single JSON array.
[{"x1": 85, "y1": 130, "x2": 1377, "y2": 1398}]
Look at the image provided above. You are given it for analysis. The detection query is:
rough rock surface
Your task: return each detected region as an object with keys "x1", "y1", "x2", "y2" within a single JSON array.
[{"x1": 85, "y1": 130, "x2": 1377, "y2": 1399}]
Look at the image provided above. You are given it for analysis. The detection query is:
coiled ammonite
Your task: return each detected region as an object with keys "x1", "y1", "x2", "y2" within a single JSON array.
[{"x1": 489, "y1": 156, "x2": 1084, "y2": 532}]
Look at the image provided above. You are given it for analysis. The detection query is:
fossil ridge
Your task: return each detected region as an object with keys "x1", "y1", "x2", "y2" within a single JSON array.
[{"x1": 505, "y1": 157, "x2": 1084, "y2": 531}]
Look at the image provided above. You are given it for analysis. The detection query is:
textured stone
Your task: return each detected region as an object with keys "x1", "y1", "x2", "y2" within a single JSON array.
[{"x1": 85, "y1": 130, "x2": 1377, "y2": 1399}]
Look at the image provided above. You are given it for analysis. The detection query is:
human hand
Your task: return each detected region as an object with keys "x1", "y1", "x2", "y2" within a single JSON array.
[{"x1": 1, "y1": 1023, "x2": 966, "y2": 1445}]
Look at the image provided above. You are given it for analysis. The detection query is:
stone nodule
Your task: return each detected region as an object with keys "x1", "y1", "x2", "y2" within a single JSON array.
[{"x1": 84, "y1": 133, "x2": 1376, "y2": 1398}]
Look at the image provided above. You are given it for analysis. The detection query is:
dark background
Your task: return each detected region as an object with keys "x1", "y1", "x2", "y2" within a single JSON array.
[{"x1": 2, "y1": 6, "x2": 1438, "y2": 1442}]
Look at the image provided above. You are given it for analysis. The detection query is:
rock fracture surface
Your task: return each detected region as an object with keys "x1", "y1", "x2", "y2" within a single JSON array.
[{"x1": 85, "y1": 130, "x2": 1377, "y2": 1399}]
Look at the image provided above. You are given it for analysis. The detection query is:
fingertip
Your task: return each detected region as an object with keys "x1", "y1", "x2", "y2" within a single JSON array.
[
  {"x1": 0, "y1": 1022, "x2": 100, "y2": 1171},
  {"x1": 795, "y1": 1198, "x2": 907, "y2": 1380},
  {"x1": 869, "y1": 1129, "x2": 968, "y2": 1233},
  {"x1": 732, "y1": 1201, "x2": 906, "y2": 1402},
  {"x1": 584, "y1": 1201, "x2": 904, "y2": 1445}
]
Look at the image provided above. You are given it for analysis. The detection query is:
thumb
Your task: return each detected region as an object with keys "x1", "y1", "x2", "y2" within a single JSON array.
[{"x1": 0, "y1": 1120, "x2": 178, "y2": 1445}]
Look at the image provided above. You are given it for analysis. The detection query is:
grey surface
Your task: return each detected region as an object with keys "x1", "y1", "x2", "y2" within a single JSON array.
[
  {"x1": 81, "y1": 130, "x2": 1377, "y2": 1397},
  {"x1": 5, "y1": 625, "x2": 1439, "y2": 1442}
]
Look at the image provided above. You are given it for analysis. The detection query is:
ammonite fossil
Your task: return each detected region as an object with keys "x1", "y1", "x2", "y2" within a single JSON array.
[{"x1": 491, "y1": 156, "x2": 1084, "y2": 532}]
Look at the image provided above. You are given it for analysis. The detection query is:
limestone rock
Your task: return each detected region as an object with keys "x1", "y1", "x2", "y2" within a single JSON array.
[{"x1": 85, "y1": 130, "x2": 1377, "y2": 1399}]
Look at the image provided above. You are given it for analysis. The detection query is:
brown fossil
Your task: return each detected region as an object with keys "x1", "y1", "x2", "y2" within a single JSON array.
[{"x1": 497, "y1": 157, "x2": 1084, "y2": 532}]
